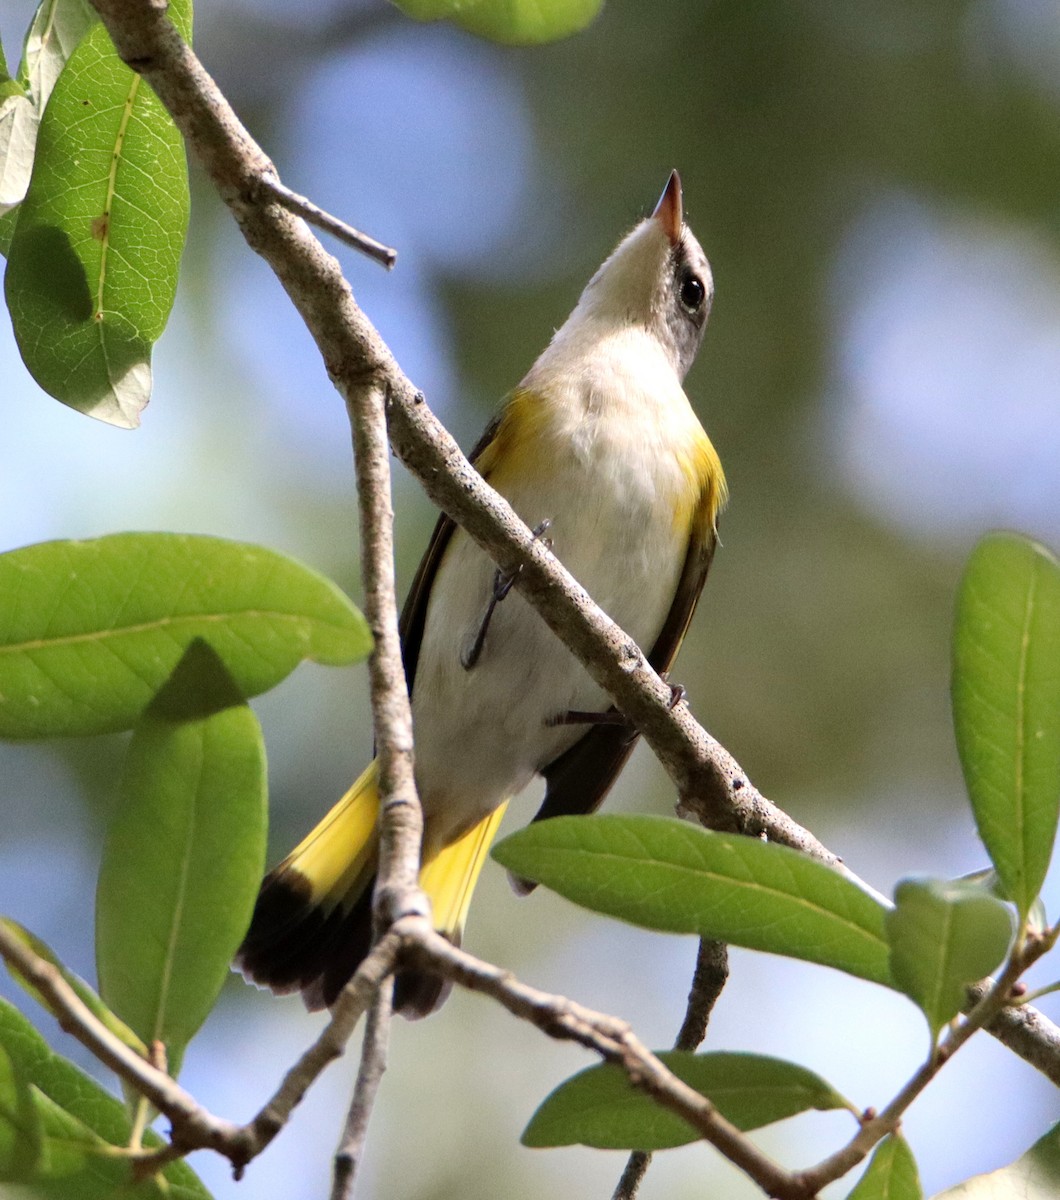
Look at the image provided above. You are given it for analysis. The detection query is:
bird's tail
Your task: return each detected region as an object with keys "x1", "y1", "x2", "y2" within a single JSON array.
[{"x1": 235, "y1": 762, "x2": 508, "y2": 1017}]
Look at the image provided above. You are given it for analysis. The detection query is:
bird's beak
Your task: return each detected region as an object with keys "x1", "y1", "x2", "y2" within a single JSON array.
[{"x1": 652, "y1": 170, "x2": 683, "y2": 246}]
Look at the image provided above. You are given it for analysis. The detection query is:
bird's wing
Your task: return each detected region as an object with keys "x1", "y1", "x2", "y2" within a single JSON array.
[
  {"x1": 399, "y1": 413, "x2": 503, "y2": 690},
  {"x1": 528, "y1": 496, "x2": 719, "y2": 831}
]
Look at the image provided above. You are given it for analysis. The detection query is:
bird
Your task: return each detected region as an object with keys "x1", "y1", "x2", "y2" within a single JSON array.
[{"x1": 236, "y1": 170, "x2": 727, "y2": 1017}]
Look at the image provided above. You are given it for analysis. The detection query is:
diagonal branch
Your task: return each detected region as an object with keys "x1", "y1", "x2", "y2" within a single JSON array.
[
  {"x1": 84, "y1": 0, "x2": 1060, "y2": 1092},
  {"x1": 330, "y1": 978, "x2": 394, "y2": 1200}
]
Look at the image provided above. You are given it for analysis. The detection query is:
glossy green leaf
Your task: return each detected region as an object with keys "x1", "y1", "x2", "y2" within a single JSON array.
[
  {"x1": 0, "y1": 919, "x2": 147, "y2": 1057},
  {"x1": 952, "y1": 534, "x2": 1060, "y2": 917},
  {"x1": 493, "y1": 814, "x2": 893, "y2": 987},
  {"x1": 0, "y1": 998, "x2": 210, "y2": 1197},
  {"x1": 388, "y1": 0, "x2": 602, "y2": 44},
  {"x1": 96, "y1": 643, "x2": 267, "y2": 1072},
  {"x1": 847, "y1": 1136, "x2": 922, "y2": 1200},
  {"x1": 0, "y1": 532, "x2": 371, "y2": 739},
  {"x1": 523, "y1": 1051, "x2": 852, "y2": 1150},
  {"x1": 886, "y1": 877, "x2": 1014, "y2": 1042},
  {"x1": 932, "y1": 1121, "x2": 1060, "y2": 1198},
  {"x1": 4, "y1": 0, "x2": 191, "y2": 425},
  {"x1": 0, "y1": 0, "x2": 96, "y2": 221}
]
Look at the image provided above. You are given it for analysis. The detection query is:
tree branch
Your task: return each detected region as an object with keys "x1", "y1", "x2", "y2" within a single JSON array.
[
  {"x1": 86, "y1": 0, "x2": 1060, "y2": 1091},
  {"x1": 259, "y1": 173, "x2": 396, "y2": 268},
  {"x1": 612, "y1": 939, "x2": 731, "y2": 1200},
  {"x1": 330, "y1": 978, "x2": 394, "y2": 1200}
]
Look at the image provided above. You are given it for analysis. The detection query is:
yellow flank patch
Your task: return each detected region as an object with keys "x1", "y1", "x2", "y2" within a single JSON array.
[
  {"x1": 480, "y1": 388, "x2": 726, "y2": 539},
  {"x1": 419, "y1": 802, "x2": 510, "y2": 939},
  {"x1": 283, "y1": 761, "x2": 381, "y2": 909},
  {"x1": 475, "y1": 389, "x2": 551, "y2": 485},
  {"x1": 674, "y1": 426, "x2": 726, "y2": 537}
]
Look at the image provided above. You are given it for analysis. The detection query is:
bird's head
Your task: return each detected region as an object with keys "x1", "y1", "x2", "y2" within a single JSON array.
[{"x1": 570, "y1": 171, "x2": 713, "y2": 381}]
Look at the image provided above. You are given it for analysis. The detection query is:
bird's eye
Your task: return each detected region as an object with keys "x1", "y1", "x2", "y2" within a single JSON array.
[{"x1": 679, "y1": 273, "x2": 705, "y2": 313}]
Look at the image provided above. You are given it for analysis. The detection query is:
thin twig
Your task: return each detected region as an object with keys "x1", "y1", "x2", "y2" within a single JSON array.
[
  {"x1": 407, "y1": 929, "x2": 809, "y2": 1200},
  {"x1": 240, "y1": 930, "x2": 402, "y2": 1165},
  {"x1": 343, "y1": 379, "x2": 426, "y2": 925},
  {"x1": 675, "y1": 939, "x2": 731, "y2": 1052},
  {"x1": 0, "y1": 919, "x2": 247, "y2": 1163},
  {"x1": 796, "y1": 933, "x2": 1054, "y2": 1194},
  {"x1": 259, "y1": 173, "x2": 396, "y2": 269},
  {"x1": 612, "y1": 939, "x2": 731, "y2": 1200},
  {"x1": 331, "y1": 978, "x2": 394, "y2": 1200}
]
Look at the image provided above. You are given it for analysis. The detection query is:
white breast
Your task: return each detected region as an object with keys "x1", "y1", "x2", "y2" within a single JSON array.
[{"x1": 410, "y1": 325, "x2": 705, "y2": 854}]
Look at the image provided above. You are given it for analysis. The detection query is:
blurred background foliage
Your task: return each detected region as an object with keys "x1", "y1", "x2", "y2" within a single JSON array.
[{"x1": 2, "y1": 0, "x2": 1060, "y2": 1196}]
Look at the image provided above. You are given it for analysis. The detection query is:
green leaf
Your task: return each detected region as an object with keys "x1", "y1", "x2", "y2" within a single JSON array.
[
  {"x1": 932, "y1": 1121, "x2": 1060, "y2": 1198},
  {"x1": 15, "y1": 0, "x2": 98, "y2": 100},
  {"x1": 0, "y1": 532, "x2": 371, "y2": 739},
  {"x1": 952, "y1": 533, "x2": 1060, "y2": 917},
  {"x1": 0, "y1": 919, "x2": 147, "y2": 1058},
  {"x1": 522, "y1": 1051, "x2": 853, "y2": 1150},
  {"x1": 388, "y1": 0, "x2": 602, "y2": 44},
  {"x1": 493, "y1": 814, "x2": 894, "y2": 987},
  {"x1": 3, "y1": 0, "x2": 191, "y2": 426},
  {"x1": 0, "y1": 1041, "x2": 41, "y2": 1180},
  {"x1": 885, "y1": 877, "x2": 1014, "y2": 1043},
  {"x1": 847, "y1": 1135, "x2": 922, "y2": 1200},
  {"x1": 0, "y1": 999, "x2": 210, "y2": 1197},
  {"x1": 96, "y1": 642, "x2": 267, "y2": 1072},
  {"x1": 0, "y1": 0, "x2": 96, "y2": 221}
]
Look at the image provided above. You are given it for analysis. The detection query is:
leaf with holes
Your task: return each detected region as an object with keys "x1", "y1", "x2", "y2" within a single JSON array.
[
  {"x1": 95, "y1": 643, "x2": 267, "y2": 1074},
  {"x1": 523, "y1": 1051, "x2": 853, "y2": 1150},
  {"x1": 952, "y1": 534, "x2": 1060, "y2": 917},
  {"x1": 0, "y1": 533, "x2": 371, "y2": 739},
  {"x1": 493, "y1": 814, "x2": 893, "y2": 987},
  {"x1": 4, "y1": 0, "x2": 191, "y2": 424}
]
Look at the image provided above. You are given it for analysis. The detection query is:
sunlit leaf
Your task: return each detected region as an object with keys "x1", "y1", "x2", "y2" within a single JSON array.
[
  {"x1": 16, "y1": 0, "x2": 98, "y2": 103},
  {"x1": 0, "y1": 73, "x2": 35, "y2": 219},
  {"x1": 3, "y1": 0, "x2": 191, "y2": 425},
  {"x1": 932, "y1": 1121, "x2": 1060, "y2": 1199},
  {"x1": 0, "y1": 999, "x2": 210, "y2": 1196},
  {"x1": 493, "y1": 814, "x2": 893, "y2": 987},
  {"x1": 96, "y1": 643, "x2": 267, "y2": 1073},
  {"x1": 0, "y1": 919, "x2": 147, "y2": 1057},
  {"x1": 523, "y1": 1051, "x2": 853, "y2": 1150},
  {"x1": 0, "y1": 533, "x2": 371, "y2": 739},
  {"x1": 847, "y1": 1136, "x2": 922, "y2": 1200},
  {"x1": 952, "y1": 534, "x2": 1060, "y2": 917},
  {"x1": 388, "y1": 0, "x2": 602, "y2": 44},
  {"x1": 0, "y1": 0, "x2": 96, "y2": 222},
  {"x1": 885, "y1": 877, "x2": 1013, "y2": 1043}
]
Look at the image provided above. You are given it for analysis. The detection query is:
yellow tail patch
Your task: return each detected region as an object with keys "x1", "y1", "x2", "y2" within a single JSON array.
[
  {"x1": 419, "y1": 803, "x2": 510, "y2": 941},
  {"x1": 281, "y1": 759, "x2": 507, "y2": 939},
  {"x1": 281, "y1": 761, "x2": 381, "y2": 911}
]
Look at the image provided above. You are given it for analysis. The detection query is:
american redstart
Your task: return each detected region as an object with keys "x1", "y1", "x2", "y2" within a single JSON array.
[{"x1": 237, "y1": 171, "x2": 726, "y2": 1016}]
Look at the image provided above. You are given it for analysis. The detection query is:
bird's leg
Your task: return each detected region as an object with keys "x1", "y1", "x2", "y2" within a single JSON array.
[
  {"x1": 461, "y1": 520, "x2": 553, "y2": 671},
  {"x1": 546, "y1": 680, "x2": 686, "y2": 737}
]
